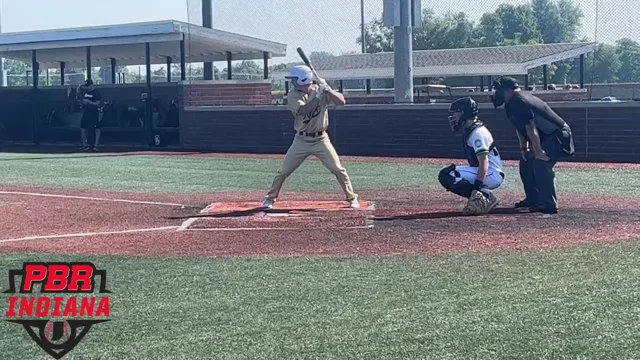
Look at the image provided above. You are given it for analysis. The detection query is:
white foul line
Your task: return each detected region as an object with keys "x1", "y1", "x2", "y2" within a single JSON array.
[
  {"x1": 185, "y1": 226, "x2": 372, "y2": 231},
  {"x1": 0, "y1": 226, "x2": 179, "y2": 244},
  {"x1": 177, "y1": 202, "x2": 217, "y2": 231},
  {"x1": 0, "y1": 190, "x2": 191, "y2": 208}
]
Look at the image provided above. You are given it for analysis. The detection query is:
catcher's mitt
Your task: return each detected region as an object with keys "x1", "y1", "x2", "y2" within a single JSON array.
[{"x1": 462, "y1": 190, "x2": 491, "y2": 215}]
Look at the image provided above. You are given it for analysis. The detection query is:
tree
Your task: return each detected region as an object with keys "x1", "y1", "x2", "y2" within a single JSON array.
[
  {"x1": 153, "y1": 66, "x2": 167, "y2": 79},
  {"x1": 218, "y1": 60, "x2": 262, "y2": 80},
  {"x1": 528, "y1": 64, "x2": 557, "y2": 87},
  {"x1": 416, "y1": 11, "x2": 475, "y2": 49},
  {"x1": 185, "y1": 65, "x2": 204, "y2": 81},
  {"x1": 556, "y1": 0, "x2": 584, "y2": 42},
  {"x1": 3, "y1": 59, "x2": 30, "y2": 86},
  {"x1": 615, "y1": 38, "x2": 640, "y2": 83},
  {"x1": 357, "y1": 18, "x2": 393, "y2": 53},
  {"x1": 476, "y1": 12, "x2": 504, "y2": 47},
  {"x1": 495, "y1": 4, "x2": 542, "y2": 44},
  {"x1": 359, "y1": 9, "x2": 477, "y2": 52},
  {"x1": 531, "y1": 0, "x2": 583, "y2": 83},
  {"x1": 577, "y1": 44, "x2": 621, "y2": 84},
  {"x1": 309, "y1": 51, "x2": 335, "y2": 62},
  {"x1": 532, "y1": 0, "x2": 564, "y2": 43}
]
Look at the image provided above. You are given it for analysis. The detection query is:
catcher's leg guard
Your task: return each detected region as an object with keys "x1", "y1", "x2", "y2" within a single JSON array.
[{"x1": 438, "y1": 164, "x2": 474, "y2": 198}]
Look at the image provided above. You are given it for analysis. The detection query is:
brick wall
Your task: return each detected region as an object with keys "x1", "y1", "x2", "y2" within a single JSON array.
[
  {"x1": 181, "y1": 103, "x2": 640, "y2": 163},
  {"x1": 181, "y1": 80, "x2": 272, "y2": 106}
]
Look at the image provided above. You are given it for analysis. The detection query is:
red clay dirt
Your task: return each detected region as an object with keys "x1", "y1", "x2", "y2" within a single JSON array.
[{"x1": 0, "y1": 185, "x2": 639, "y2": 258}]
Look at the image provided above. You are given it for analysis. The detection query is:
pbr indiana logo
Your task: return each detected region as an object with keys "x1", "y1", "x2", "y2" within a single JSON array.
[{"x1": 3, "y1": 262, "x2": 111, "y2": 359}]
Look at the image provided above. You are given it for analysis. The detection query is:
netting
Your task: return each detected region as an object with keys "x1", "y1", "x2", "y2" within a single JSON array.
[
  {"x1": 184, "y1": 0, "x2": 201, "y2": 84},
  {"x1": 0, "y1": 0, "x2": 638, "y2": 101},
  {"x1": 177, "y1": 0, "x2": 640, "y2": 103}
]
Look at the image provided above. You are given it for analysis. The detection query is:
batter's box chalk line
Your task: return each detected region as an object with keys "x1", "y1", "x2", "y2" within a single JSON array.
[
  {"x1": 0, "y1": 190, "x2": 194, "y2": 208},
  {"x1": 177, "y1": 201, "x2": 376, "y2": 231},
  {"x1": 365, "y1": 201, "x2": 376, "y2": 228},
  {"x1": 0, "y1": 226, "x2": 179, "y2": 244},
  {"x1": 185, "y1": 226, "x2": 372, "y2": 231},
  {"x1": 177, "y1": 202, "x2": 215, "y2": 231}
]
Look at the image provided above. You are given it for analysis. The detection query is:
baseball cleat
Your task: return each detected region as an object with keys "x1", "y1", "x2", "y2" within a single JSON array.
[
  {"x1": 529, "y1": 205, "x2": 558, "y2": 214},
  {"x1": 348, "y1": 199, "x2": 360, "y2": 209},
  {"x1": 515, "y1": 199, "x2": 536, "y2": 208},
  {"x1": 262, "y1": 198, "x2": 274, "y2": 210}
]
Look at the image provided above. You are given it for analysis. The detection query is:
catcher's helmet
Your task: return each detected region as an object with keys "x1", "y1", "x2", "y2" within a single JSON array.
[
  {"x1": 448, "y1": 97, "x2": 478, "y2": 132},
  {"x1": 285, "y1": 65, "x2": 313, "y2": 86}
]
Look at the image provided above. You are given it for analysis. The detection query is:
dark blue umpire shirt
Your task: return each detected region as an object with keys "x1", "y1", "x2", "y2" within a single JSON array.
[{"x1": 504, "y1": 92, "x2": 567, "y2": 142}]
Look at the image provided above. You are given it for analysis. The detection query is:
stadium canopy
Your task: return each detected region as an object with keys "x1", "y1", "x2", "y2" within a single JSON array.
[
  {"x1": 273, "y1": 42, "x2": 595, "y2": 80},
  {"x1": 0, "y1": 20, "x2": 286, "y2": 84}
]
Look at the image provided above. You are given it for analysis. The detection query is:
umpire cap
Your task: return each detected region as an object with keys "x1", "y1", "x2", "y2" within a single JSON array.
[{"x1": 492, "y1": 76, "x2": 519, "y2": 91}]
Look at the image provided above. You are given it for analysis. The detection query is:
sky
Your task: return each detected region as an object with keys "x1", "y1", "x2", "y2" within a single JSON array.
[{"x1": 1, "y1": 0, "x2": 639, "y2": 68}]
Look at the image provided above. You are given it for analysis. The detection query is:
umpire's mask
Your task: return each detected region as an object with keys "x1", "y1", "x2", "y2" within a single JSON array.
[
  {"x1": 490, "y1": 80, "x2": 505, "y2": 108},
  {"x1": 490, "y1": 77, "x2": 519, "y2": 108}
]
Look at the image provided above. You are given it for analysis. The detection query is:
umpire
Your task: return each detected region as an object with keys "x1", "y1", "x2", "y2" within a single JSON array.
[{"x1": 490, "y1": 77, "x2": 574, "y2": 214}]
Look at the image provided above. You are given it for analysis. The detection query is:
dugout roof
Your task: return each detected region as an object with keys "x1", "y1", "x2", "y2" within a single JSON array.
[
  {"x1": 0, "y1": 20, "x2": 287, "y2": 70},
  {"x1": 273, "y1": 42, "x2": 595, "y2": 80}
]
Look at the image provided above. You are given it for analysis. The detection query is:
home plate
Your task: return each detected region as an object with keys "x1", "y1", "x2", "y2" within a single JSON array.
[
  {"x1": 191, "y1": 200, "x2": 374, "y2": 230},
  {"x1": 204, "y1": 200, "x2": 370, "y2": 214}
]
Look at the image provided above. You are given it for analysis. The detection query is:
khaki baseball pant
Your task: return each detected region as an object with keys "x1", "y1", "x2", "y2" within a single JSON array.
[{"x1": 265, "y1": 135, "x2": 357, "y2": 201}]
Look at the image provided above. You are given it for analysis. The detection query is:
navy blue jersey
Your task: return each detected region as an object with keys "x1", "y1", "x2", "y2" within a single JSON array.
[{"x1": 504, "y1": 92, "x2": 566, "y2": 141}]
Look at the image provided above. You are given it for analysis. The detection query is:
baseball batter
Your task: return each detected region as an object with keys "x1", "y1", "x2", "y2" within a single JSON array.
[
  {"x1": 438, "y1": 97, "x2": 504, "y2": 215},
  {"x1": 262, "y1": 65, "x2": 359, "y2": 209}
]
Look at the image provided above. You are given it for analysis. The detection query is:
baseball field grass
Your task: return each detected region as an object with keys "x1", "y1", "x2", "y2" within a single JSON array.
[{"x1": 0, "y1": 151, "x2": 639, "y2": 359}]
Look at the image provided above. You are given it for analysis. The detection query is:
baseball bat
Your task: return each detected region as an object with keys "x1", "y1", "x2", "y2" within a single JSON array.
[{"x1": 296, "y1": 47, "x2": 320, "y2": 80}]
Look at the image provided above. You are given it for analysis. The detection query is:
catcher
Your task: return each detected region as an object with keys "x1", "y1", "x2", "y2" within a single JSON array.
[
  {"x1": 261, "y1": 65, "x2": 359, "y2": 210},
  {"x1": 438, "y1": 97, "x2": 504, "y2": 215}
]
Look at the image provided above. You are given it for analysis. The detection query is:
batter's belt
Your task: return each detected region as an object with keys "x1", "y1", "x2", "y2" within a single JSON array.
[{"x1": 298, "y1": 131, "x2": 325, "y2": 137}]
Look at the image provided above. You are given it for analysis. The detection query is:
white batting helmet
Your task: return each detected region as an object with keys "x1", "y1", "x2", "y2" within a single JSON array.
[{"x1": 285, "y1": 65, "x2": 313, "y2": 85}]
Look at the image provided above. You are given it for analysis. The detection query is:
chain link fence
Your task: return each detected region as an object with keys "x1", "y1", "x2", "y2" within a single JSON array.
[
  {"x1": 2, "y1": 0, "x2": 639, "y2": 102},
  {"x1": 178, "y1": 0, "x2": 640, "y2": 103}
]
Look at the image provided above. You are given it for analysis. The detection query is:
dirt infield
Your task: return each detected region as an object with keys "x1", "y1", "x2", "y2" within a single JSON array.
[{"x1": 0, "y1": 185, "x2": 638, "y2": 258}]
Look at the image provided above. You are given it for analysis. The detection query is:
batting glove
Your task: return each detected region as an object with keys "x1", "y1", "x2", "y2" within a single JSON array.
[
  {"x1": 316, "y1": 77, "x2": 329, "y2": 88},
  {"x1": 314, "y1": 85, "x2": 329, "y2": 99}
]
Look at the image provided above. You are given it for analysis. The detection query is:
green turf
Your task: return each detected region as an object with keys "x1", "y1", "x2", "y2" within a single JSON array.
[
  {"x1": 0, "y1": 153, "x2": 638, "y2": 196},
  {"x1": 1, "y1": 152, "x2": 639, "y2": 359},
  {"x1": 1, "y1": 242, "x2": 640, "y2": 359}
]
